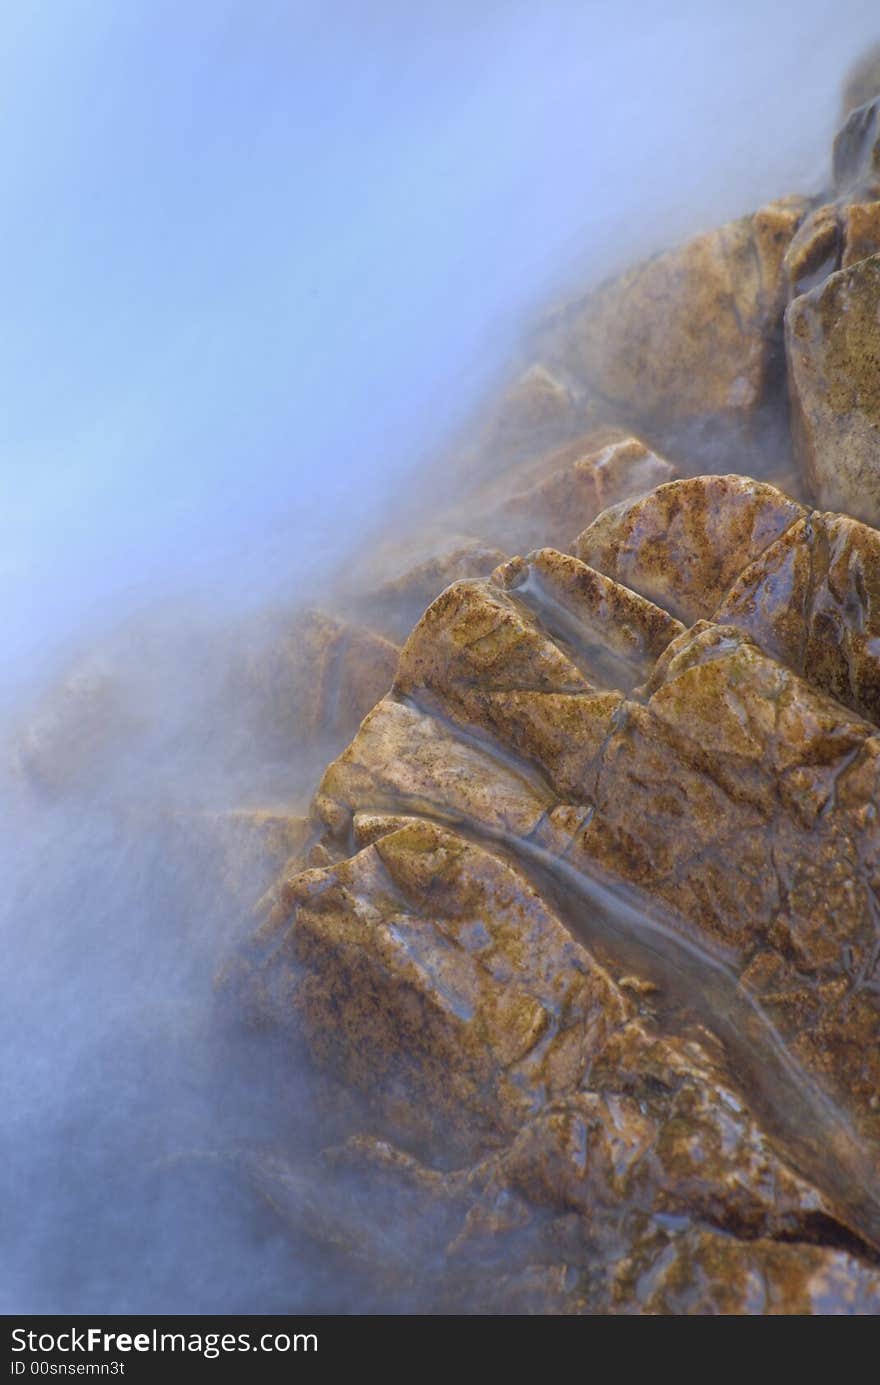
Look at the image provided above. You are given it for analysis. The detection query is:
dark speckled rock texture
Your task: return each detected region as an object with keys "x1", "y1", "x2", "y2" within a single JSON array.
[
  {"x1": 787, "y1": 253, "x2": 880, "y2": 526},
  {"x1": 234, "y1": 485, "x2": 880, "y2": 1310}
]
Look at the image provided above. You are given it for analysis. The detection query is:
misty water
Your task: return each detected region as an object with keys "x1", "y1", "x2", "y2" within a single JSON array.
[{"x1": 4, "y1": 2, "x2": 880, "y2": 1314}]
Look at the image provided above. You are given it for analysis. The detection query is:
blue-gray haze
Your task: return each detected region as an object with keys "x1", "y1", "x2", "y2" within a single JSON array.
[{"x1": 2, "y1": 1, "x2": 877, "y2": 1313}]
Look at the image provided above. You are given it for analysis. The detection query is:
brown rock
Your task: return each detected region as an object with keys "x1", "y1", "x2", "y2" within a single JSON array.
[
  {"x1": 393, "y1": 549, "x2": 681, "y2": 798},
  {"x1": 779, "y1": 95, "x2": 880, "y2": 301},
  {"x1": 559, "y1": 619, "x2": 880, "y2": 1204},
  {"x1": 574, "y1": 475, "x2": 805, "y2": 624},
  {"x1": 235, "y1": 535, "x2": 880, "y2": 1269},
  {"x1": 25, "y1": 47, "x2": 880, "y2": 1312},
  {"x1": 537, "y1": 200, "x2": 806, "y2": 461},
  {"x1": 570, "y1": 473, "x2": 880, "y2": 725},
  {"x1": 312, "y1": 695, "x2": 554, "y2": 844},
  {"x1": 573, "y1": 472, "x2": 880, "y2": 728},
  {"x1": 611, "y1": 1228, "x2": 880, "y2": 1315},
  {"x1": 357, "y1": 588, "x2": 880, "y2": 1200},
  {"x1": 348, "y1": 427, "x2": 680, "y2": 648},
  {"x1": 468, "y1": 434, "x2": 678, "y2": 554},
  {"x1": 357, "y1": 536, "x2": 508, "y2": 642},
  {"x1": 482, "y1": 363, "x2": 579, "y2": 455},
  {"x1": 237, "y1": 607, "x2": 399, "y2": 754},
  {"x1": 786, "y1": 253, "x2": 880, "y2": 525},
  {"x1": 240, "y1": 816, "x2": 629, "y2": 1159},
  {"x1": 217, "y1": 88, "x2": 880, "y2": 1309},
  {"x1": 783, "y1": 203, "x2": 843, "y2": 298},
  {"x1": 241, "y1": 1069, "x2": 880, "y2": 1314},
  {"x1": 497, "y1": 1036, "x2": 835, "y2": 1243},
  {"x1": 781, "y1": 198, "x2": 880, "y2": 299},
  {"x1": 715, "y1": 509, "x2": 880, "y2": 725},
  {"x1": 842, "y1": 199, "x2": 880, "y2": 266},
  {"x1": 239, "y1": 781, "x2": 864, "y2": 1306}
]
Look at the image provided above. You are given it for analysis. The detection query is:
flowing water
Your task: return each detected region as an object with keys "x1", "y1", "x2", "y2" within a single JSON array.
[{"x1": 5, "y1": 2, "x2": 880, "y2": 1314}]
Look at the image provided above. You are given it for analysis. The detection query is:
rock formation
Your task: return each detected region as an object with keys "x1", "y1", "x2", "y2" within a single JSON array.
[{"x1": 18, "y1": 50, "x2": 880, "y2": 1314}]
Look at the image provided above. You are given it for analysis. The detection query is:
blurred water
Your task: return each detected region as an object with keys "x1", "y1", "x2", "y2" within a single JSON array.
[
  {"x1": 4, "y1": 1, "x2": 880, "y2": 1314},
  {"x1": 3, "y1": 0, "x2": 877, "y2": 691}
]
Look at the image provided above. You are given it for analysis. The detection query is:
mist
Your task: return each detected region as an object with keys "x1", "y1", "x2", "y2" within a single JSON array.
[{"x1": 4, "y1": 0, "x2": 880, "y2": 1314}]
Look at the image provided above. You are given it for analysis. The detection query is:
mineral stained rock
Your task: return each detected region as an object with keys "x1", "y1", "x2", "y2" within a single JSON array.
[
  {"x1": 352, "y1": 536, "x2": 509, "y2": 643},
  {"x1": 350, "y1": 430, "x2": 678, "y2": 641},
  {"x1": 237, "y1": 607, "x2": 399, "y2": 754},
  {"x1": 480, "y1": 363, "x2": 579, "y2": 458},
  {"x1": 716, "y1": 509, "x2": 880, "y2": 724},
  {"x1": 534, "y1": 199, "x2": 806, "y2": 464},
  {"x1": 783, "y1": 198, "x2": 880, "y2": 298},
  {"x1": 787, "y1": 252, "x2": 880, "y2": 526},
  {"x1": 242, "y1": 1095, "x2": 880, "y2": 1313},
  {"x1": 466, "y1": 434, "x2": 678, "y2": 555},
  {"x1": 781, "y1": 97, "x2": 880, "y2": 301},
  {"x1": 27, "y1": 54, "x2": 880, "y2": 1314},
  {"x1": 577, "y1": 469, "x2": 880, "y2": 728},
  {"x1": 223, "y1": 107, "x2": 880, "y2": 1295},
  {"x1": 781, "y1": 101, "x2": 880, "y2": 527},
  {"x1": 210, "y1": 61, "x2": 880, "y2": 1312},
  {"x1": 574, "y1": 474, "x2": 806, "y2": 623},
  {"x1": 234, "y1": 501, "x2": 880, "y2": 1309}
]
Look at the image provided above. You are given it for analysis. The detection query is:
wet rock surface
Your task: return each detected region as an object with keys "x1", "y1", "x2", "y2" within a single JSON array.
[
  {"x1": 234, "y1": 523, "x2": 880, "y2": 1291},
  {"x1": 533, "y1": 199, "x2": 806, "y2": 469},
  {"x1": 787, "y1": 252, "x2": 880, "y2": 526},
  {"x1": 229, "y1": 461, "x2": 880, "y2": 1310},
  {"x1": 574, "y1": 474, "x2": 806, "y2": 623},
  {"x1": 20, "y1": 51, "x2": 880, "y2": 1314},
  {"x1": 782, "y1": 196, "x2": 880, "y2": 299}
]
